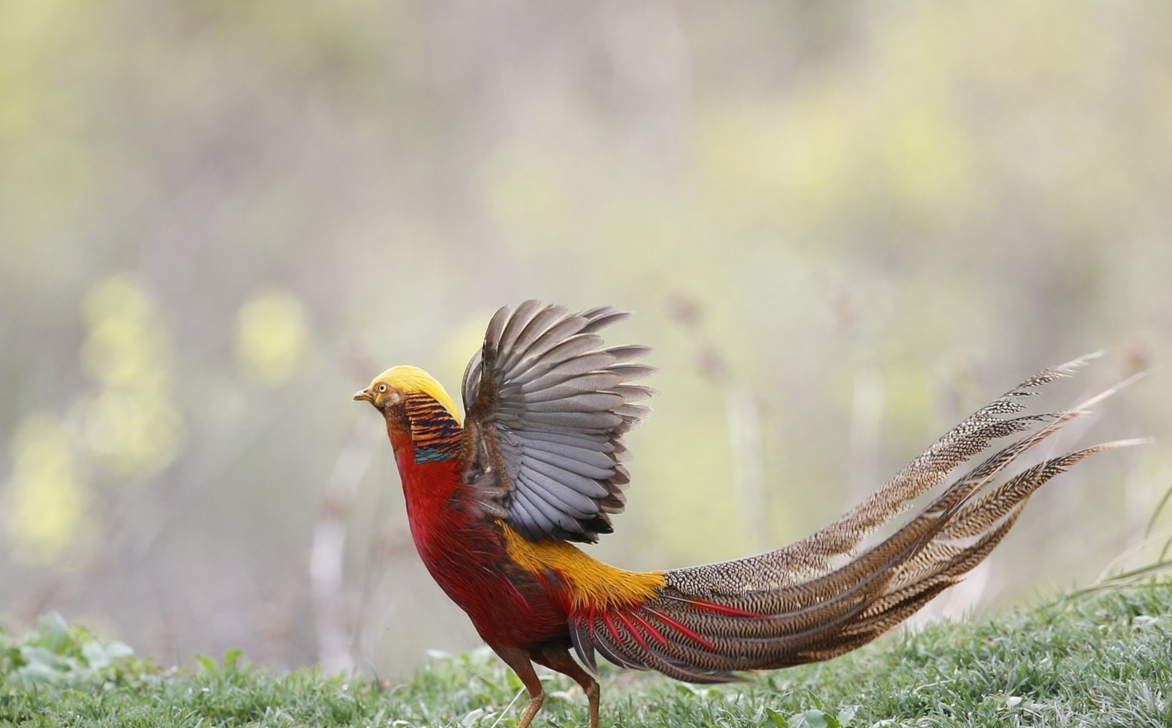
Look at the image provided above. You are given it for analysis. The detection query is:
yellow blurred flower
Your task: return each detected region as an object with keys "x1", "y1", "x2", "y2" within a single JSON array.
[
  {"x1": 79, "y1": 390, "x2": 184, "y2": 480},
  {"x1": 81, "y1": 275, "x2": 171, "y2": 387},
  {"x1": 235, "y1": 289, "x2": 311, "y2": 385},
  {"x1": 78, "y1": 273, "x2": 184, "y2": 481},
  {"x1": 4, "y1": 414, "x2": 93, "y2": 564}
]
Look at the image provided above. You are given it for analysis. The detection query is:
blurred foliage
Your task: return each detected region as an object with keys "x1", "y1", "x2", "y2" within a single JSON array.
[
  {"x1": 0, "y1": 612, "x2": 146, "y2": 689},
  {"x1": 0, "y1": 0, "x2": 1170, "y2": 679}
]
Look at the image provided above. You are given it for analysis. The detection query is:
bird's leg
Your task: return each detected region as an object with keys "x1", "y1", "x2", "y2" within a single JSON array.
[
  {"x1": 533, "y1": 643, "x2": 602, "y2": 728},
  {"x1": 491, "y1": 645, "x2": 545, "y2": 728}
]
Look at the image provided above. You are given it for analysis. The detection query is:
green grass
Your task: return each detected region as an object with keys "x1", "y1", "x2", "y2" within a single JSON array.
[{"x1": 3, "y1": 584, "x2": 1172, "y2": 727}]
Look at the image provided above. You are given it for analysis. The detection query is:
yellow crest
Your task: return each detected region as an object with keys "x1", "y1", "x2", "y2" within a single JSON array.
[{"x1": 375, "y1": 365, "x2": 462, "y2": 424}]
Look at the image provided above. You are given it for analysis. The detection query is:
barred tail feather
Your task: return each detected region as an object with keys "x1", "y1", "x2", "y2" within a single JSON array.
[{"x1": 570, "y1": 360, "x2": 1142, "y2": 681}]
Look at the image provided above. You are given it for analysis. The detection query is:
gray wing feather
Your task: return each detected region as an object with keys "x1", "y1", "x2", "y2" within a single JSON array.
[
  {"x1": 521, "y1": 393, "x2": 625, "y2": 414},
  {"x1": 525, "y1": 438, "x2": 617, "y2": 472},
  {"x1": 461, "y1": 300, "x2": 656, "y2": 543},
  {"x1": 521, "y1": 453, "x2": 611, "y2": 497},
  {"x1": 521, "y1": 376, "x2": 623, "y2": 401},
  {"x1": 520, "y1": 469, "x2": 609, "y2": 505},
  {"x1": 517, "y1": 428, "x2": 613, "y2": 451},
  {"x1": 526, "y1": 447, "x2": 616, "y2": 480},
  {"x1": 520, "y1": 486, "x2": 582, "y2": 533},
  {"x1": 509, "y1": 489, "x2": 565, "y2": 537},
  {"x1": 495, "y1": 300, "x2": 545, "y2": 353},
  {"x1": 517, "y1": 466, "x2": 599, "y2": 517}
]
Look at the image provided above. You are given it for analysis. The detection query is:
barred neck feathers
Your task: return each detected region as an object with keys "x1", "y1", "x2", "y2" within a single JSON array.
[
  {"x1": 404, "y1": 391, "x2": 462, "y2": 462},
  {"x1": 376, "y1": 365, "x2": 462, "y2": 464}
]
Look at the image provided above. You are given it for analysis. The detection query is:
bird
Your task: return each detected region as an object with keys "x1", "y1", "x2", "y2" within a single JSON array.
[{"x1": 353, "y1": 300, "x2": 1134, "y2": 728}]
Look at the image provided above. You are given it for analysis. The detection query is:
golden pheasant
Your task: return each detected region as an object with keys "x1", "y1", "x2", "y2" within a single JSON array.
[{"x1": 354, "y1": 300, "x2": 1130, "y2": 728}]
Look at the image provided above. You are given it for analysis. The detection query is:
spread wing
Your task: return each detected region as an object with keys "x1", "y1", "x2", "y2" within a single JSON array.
[{"x1": 460, "y1": 300, "x2": 656, "y2": 543}]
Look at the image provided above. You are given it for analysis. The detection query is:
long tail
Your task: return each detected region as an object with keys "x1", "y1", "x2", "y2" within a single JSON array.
[{"x1": 569, "y1": 356, "x2": 1144, "y2": 681}]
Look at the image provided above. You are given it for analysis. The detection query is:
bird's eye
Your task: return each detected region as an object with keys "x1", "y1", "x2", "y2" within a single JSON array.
[{"x1": 377, "y1": 383, "x2": 388, "y2": 393}]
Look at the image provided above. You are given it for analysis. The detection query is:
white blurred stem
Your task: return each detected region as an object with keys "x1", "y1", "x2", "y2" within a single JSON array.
[
  {"x1": 848, "y1": 365, "x2": 884, "y2": 503},
  {"x1": 310, "y1": 420, "x2": 376, "y2": 675},
  {"x1": 726, "y1": 386, "x2": 767, "y2": 553}
]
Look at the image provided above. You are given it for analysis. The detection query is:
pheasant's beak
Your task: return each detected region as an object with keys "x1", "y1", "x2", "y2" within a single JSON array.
[{"x1": 353, "y1": 387, "x2": 374, "y2": 403}]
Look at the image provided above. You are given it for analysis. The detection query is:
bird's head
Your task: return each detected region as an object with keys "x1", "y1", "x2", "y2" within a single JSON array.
[{"x1": 353, "y1": 365, "x2": 462, "y2": 424}]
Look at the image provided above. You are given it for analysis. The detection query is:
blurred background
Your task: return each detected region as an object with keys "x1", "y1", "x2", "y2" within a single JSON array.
[{"x1": 1, "y1": 0, "x2": 1170, "y2": 678}]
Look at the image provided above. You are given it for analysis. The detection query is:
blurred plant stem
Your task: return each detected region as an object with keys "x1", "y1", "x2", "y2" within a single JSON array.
[
  {"x1": 1080, "y1": 478, "x2": 1172, "y2": 594},
  {"x1": 310, "y1": 419, "x2": 377, "y2": 675}
]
